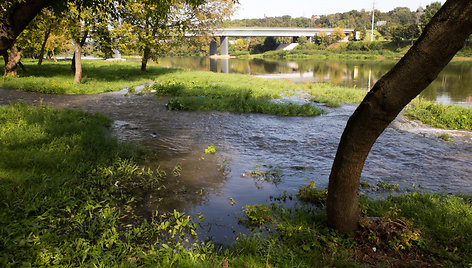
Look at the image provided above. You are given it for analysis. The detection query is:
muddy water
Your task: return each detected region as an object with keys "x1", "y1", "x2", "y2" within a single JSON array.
[{"x1": 1, "y1": 88, "x2": 472, "y2": 244}]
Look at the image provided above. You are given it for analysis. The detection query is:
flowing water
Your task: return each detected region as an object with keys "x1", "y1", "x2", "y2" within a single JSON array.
[
  {"x1": 1, "y1": 62, "x2": 472, "y2": 244},
  {"x1": 2, "y1": 88, "x2": 472, "y2": 243}
]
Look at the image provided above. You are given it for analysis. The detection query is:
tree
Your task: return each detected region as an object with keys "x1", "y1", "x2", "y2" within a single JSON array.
[
  {"x1": 388, "y1": 7, "x2": 416, "y2": 26},
  {"x1": 0, "y1": 0, "x2": 52, "y2": 53},
  {"x1": 326, "y1": 0, "x2": 472, "y2": 234},
  {"x1": 0, "y1": 0, "x2": 53, "y2": 75},
  {"x1": 331, "y1": 27, "x2": 345, "y2": 41},
  {"x1": 0, "y1": 0, "x2": 122, "y2": 76},
  {"x1": 420, "y1": 2, "x2": 442, "y2": 28},
  {"x1": 120, "y1": 0, "x2": 234, "y2": 72}
]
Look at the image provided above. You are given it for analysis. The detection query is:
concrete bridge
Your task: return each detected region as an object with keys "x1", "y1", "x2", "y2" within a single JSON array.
[{"x1": 208, "y1": 27, "x2": 354, "y2": 56}]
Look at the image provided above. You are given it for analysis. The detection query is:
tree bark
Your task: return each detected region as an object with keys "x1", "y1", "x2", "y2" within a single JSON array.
[
  {"x1": 3, "y1": 46, "x2": 22, "y2": 76},
  {"x1": 326, "y1": 0, "x2": 472, "y2": 234},
  {"x1": 71, "y1": 29, "x2": 89, "y2": 72},
  {"x1": 141, "y1": 46, "x2": 151, "y2": 72},
  {"x1": 73, "y1": 39, "x2": 82, "y2": 84},
  {"x1": 38, "y1": 24, "x2": 52, "y2": 65},
  {"x1": 0, "y1": 0, "x2": 52, "y2": 54},
  {"x1": 51, "y1": 48, "x2": 57, "y2": 62}
]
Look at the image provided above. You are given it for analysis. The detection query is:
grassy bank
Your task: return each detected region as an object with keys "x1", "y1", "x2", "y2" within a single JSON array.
[
  {"x1": 405, "y1": 99, "x2": 472, "y2": 131},
  {"x1": 0, "y1": 103, "x2": 211, "y2": 266},
  {"x1": 236, "y1": 184, "x2": 472, "y2": 267},
  {"x1": 2, "y1": 59, "x2": 472, "y2": 126},
  {"x1": 1, "y1": 59, "x2": 367, "y2": 116},
  {"x1": 0, "y1": 59, "x2": 169, "y2": 94},
  {"x1": 1, "y1": 104, "x2": 472, "y2": 266},
  {"x1": 241, "y1": 40, "x2": 472, "y2": 61}
]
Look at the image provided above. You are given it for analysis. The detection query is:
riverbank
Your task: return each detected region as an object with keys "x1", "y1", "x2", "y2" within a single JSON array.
[
  {"x1": 2, "y1": 59, "x2": 472, "y2": 129},
  {"x1": 1, "y1": 103, "x2": 471, "y2": 266},
  {"x1": 238, "y1": 49, "x2": 472, "y2": 61},
  {"x1": 233, "y1": 40, "x2": 472, "y2": 61}
]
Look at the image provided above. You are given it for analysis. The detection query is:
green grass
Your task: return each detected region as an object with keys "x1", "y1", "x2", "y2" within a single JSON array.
[
  {"x1": 0, "y1": 103, "x2": 210, "y2": 266},
  {"x1": 0, "y1": 59, "x2": 176, "y2": 94},
  {"x1": 405, "y1": 99, "x2": 472, "y2": 131},
  {"x1": 234, "y1": 183, "x2": 472, "y2": 267},
  {"x1": 362, "y1": 192, "x2": 472, "y2": 266},
  {"x1": 152, "y1": 70, "x2": 331, "y2": 116},
  {"x1": 1, "y1": 103, "x2": 472, "y2": 267},
  {"x1": 307, "y1": 82, "x2": 367, "y2": 104}
]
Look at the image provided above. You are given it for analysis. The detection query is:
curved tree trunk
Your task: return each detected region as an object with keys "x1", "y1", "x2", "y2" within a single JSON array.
[
  {"x1": 327, "y1": 0, "x2": 472, "y2": 234},
  {"x1": 0, "y1": 0, "x2": 51, "y2": 55}
]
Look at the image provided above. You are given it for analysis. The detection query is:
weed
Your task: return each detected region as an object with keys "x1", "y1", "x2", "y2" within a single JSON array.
[
  {"x1": 376, "y1": 179, "x2": 400, "y2": 191},
  {"x1": 360, "y1": 180, "x2": 374, "y2": 189},
  {"x1": 243, "y1": 164, "x2": 282, "y2": 188},
  {"x1": 204, "y1": 145, "x2": 216, "y2": 154},
  {"x1": 296, "y1": 179, "x2": 328, "y2": 206},
  {"x1": 240, "y1": 204, "x2": 274, "y2": 226},
  {"x1": 172, "y1": 163, "x2": 182, "y2": 177},
  {"x1": 438, "y1": 133, "x2": 453, "y2": 142}
]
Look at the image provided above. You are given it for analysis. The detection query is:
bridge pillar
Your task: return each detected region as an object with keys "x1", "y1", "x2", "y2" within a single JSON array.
[
  {"x1": 220, "y1": 36, "x2": 229, "y2": 56},
  {"x1": 209, "y1": 40, "x2": 217, "y2": 56},
  {"x1": 308, "y1": 36, "x2": 313, "y2": 43}
]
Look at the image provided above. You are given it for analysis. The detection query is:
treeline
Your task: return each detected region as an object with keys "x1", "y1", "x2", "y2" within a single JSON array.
[{"x1": 225, "y1": 3, "x2": 442, "y2": 42}]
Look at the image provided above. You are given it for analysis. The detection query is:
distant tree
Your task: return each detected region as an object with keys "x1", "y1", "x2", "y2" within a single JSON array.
[
  {"x1": 297, "y1": 36, "x2": 307, "y2": 45},
  {"x1": 420, "y1": 2, "x2": 442, "y2": 28},
  {"x1": 314, "y1": 31, "x2": 330, "y2": 47},
  {"x1": 388, "y1": 7, "x2": 416, "y2": 26},
  {"x1": 331, "y1": 27, "x2": 345, "y2": 41}
]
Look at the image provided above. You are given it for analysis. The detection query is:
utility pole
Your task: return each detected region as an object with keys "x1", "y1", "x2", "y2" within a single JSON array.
[{"x1": 371, "y1": 0, "x2": 375, "y2": 41}]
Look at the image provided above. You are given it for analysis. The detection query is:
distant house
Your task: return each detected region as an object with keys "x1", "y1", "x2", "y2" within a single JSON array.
[{"x1": 376, "y1": 21, "x2": 387, "y2": 26}]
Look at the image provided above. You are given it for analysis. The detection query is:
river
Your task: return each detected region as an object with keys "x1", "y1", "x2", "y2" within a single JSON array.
[
  {"x1": 1, "y1": 57, "x2": 472, "y2": 245},
  {"x1": 157, "y1": 56, "x2": 472, "y2": 106}
]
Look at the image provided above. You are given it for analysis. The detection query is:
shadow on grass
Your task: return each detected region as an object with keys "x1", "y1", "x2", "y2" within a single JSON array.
[{"x1": 0, "y1": 59, "x2": 180, "y2": 94}]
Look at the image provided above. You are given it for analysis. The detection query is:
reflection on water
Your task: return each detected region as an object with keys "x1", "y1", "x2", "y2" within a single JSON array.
[
  {"x1": 210, "y1": 58, "x2": 229, "y2": 73},
  {"x1": 158, "y1": 56, "x2": 472, "y2": 106},
  {"x1": 1, "y1": 86, "x2": 472, "y2": 244}
]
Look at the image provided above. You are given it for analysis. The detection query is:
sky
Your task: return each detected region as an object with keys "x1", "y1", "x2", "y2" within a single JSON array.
[{"x1": 232, "y1": 0, "x2": 446, "y2": 19}]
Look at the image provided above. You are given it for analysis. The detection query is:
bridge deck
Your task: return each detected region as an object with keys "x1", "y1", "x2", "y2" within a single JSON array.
[{"x1": 211, "y1": 27, "x2": 354, "y2": 37}]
